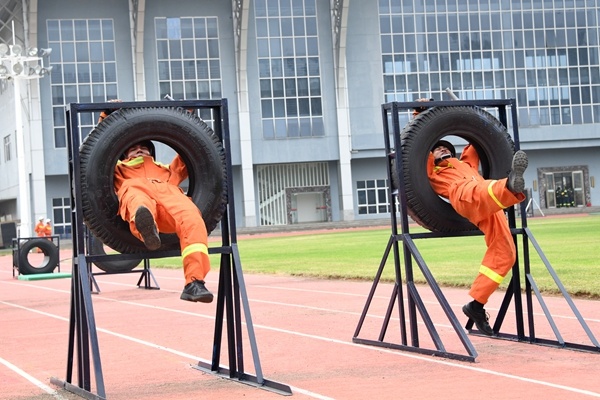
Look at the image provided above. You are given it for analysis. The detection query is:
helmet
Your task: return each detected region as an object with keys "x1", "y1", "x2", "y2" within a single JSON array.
[
  {"x1": 431, "y1": 140, "x2": 456, "y2": 158},
  {"x1": 45, "y1": 219, "x2": 51, "y2": 224},
  {"x1": 120, "y1": 140, "x2": 156, "y2": 160}
]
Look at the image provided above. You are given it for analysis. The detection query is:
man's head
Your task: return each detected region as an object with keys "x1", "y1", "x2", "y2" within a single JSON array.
[
  {"x1": 121, "y1": 140, "x2": 156, "y2": 160},
  {"x1": 431, "y1": 140, "x2": 456, "y2": 164}
]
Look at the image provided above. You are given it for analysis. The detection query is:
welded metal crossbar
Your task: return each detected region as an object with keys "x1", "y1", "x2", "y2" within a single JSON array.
[
  {"x1": 353, "y1": 99, "x2": 600, "y2": 362},
  {"x1": 50, "y1": 100, "x2": 291, "y2": 399}
]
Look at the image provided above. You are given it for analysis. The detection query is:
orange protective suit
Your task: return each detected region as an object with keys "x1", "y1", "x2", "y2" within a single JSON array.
[
  {"x1": 44, "y1": 221, "x2": 52, "y2": 237},
  {"x1": 34, "y1": 220, "x2": 46, "y2": 237},
  {"x1": 427, "y1": 144, "x2": 525, "y2": 304},
  {"x1": 114, "y1": 154, "x2": 210, "y2": 285}
]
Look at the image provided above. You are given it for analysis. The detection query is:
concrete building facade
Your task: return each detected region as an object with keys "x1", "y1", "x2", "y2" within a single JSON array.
[{"x1": 0, "y1": 0, "x2": 598, "y2": 238}]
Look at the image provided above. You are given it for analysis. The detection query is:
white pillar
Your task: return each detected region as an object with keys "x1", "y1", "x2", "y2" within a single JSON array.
[{"x1": 14, "y1": 79, "x2": 32, "y2": 236}]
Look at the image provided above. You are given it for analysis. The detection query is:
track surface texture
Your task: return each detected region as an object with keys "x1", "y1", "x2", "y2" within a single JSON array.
[{"x1": 2, "y1": 219, "x2": 600, "y2": 400}]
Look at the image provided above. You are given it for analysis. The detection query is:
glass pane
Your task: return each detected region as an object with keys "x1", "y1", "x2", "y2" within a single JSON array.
[
  {"x1": 103, "y1": 41, "x2": 115, "y2": 61},
  {"x1": 102, "y1": 20, "x2": 114, "y2": 40},
  {"x1": 59, "y1": 20, "x2": 74, "y2": 41},
  {"x1": 288, "y1": 119, "x2": 299, "y2": 137},
  {"x1": 88, "y1": 20, "x2": 101, "y2": 40},
  {"x1": 89, "y1": 42, "x2": 102, "y2": 62},
  {"x1": 275, "y1": 118, "x2": 287, "y2": 138},
  {"x1": 105, "y1": 63, "x2": 116, "y2": 82}
]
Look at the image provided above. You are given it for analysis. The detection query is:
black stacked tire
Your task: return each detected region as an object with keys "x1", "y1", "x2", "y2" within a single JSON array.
[
  {"x1": 18, "y1": 238, "x2": 60, "y2": 275},
  {"x1": 89, "y1": 234, "x2": 142, "y2": 273},
  {"x1": 395, "y1": 106, "x2": 515, "y2": 233},
  {"x1": 79, "y1": 107, "x2": 228, "y2": 255}
]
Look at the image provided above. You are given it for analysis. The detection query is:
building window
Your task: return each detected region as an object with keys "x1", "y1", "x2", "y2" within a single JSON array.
[
  {"x1": 379, "y1": 0, "x2": 600, "y2": 128},
  {"x1": 3, "y1": 135, "x2": 10, "y2": 162},
  {"x1": 357, "y1": 179, "x2": 390, "y2": 215},
  {"x1": 47, "y1": 19, "x2": 118, "y2": 147},
  {"x1": 254, "y1": 0, "x2": 324, "y2": 138},
  {"x1": 155, "y1": 17, "x2": 222, "y2": 123},
  {"x1": 52, "y1": 197, "x2": 71, "y2": 238}
]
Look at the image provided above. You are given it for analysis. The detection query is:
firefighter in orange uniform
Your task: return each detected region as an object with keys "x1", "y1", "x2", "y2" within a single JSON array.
[
  {"x1": 98, "y1": 109, "x2": 213, "y2": 303},
  {"x1": 428, "y1": 141, "x2": 527, "y2": 331},
  {"x1": 416, "y1": 99, "x2": 528, "y2": 336},
  {"x1": 44, "y1": 219, "x2": 52, "y2": 237},
  {"x1": 35, "y1": 217, "x2": 46, "y2": 237}
]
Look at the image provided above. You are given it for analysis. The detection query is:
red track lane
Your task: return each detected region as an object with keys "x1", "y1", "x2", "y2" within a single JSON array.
[{"x1": 1, "y1": 246, "x2": 600, "y2": 400}]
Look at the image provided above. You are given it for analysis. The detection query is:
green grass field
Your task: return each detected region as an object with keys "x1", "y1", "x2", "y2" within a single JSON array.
[
  {"x1": 152, "y1": 214, "x2": 600, "y2": 299},
  {"x1": 5, "y1": 214, "x2": 593, "y2": 298}
]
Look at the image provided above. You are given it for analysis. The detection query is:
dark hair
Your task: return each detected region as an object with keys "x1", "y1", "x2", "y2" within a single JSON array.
[
  {"x1": 431, "y1": 140, "x2": 456, "y2": 157},
  {"x1": 121, "y1": 140, "x2": 156, "y2": 160}
]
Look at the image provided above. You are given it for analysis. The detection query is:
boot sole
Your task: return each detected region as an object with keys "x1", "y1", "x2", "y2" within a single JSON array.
[
  {"x1": 135, "y1": 206, "x2": 161, "y2": 250},
  {"x1": 508, "y1": 150, "x2": 528, "y2": 193},
  {"x1": 180, "y1": 293, "x2": 214, "y2": 303}
]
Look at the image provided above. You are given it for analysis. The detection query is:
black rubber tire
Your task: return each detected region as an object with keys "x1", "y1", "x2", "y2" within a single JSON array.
[
  {"x1": 18, "y1": 238, "x2": 59, "y2": 275},
  {"x1": 80, "y1": 107, "x2": 227, "y2": 254},
  {"x1": 89, "y1": 234, "x2": 142, "y2": 273},
  {"x1": 396, "y1": 106, "x2": 515, "y2": 232}
]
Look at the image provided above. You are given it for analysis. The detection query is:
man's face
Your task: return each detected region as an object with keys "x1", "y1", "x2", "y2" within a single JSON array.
[
  {"x1": 432, "y1": 145, "x2": 452, "y2": 159},
  {"x1": 125, "y1": 143, "x2": 151, "y2": 159}
]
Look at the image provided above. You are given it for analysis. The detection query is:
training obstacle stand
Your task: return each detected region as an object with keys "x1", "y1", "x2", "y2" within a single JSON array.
[
  {"x1": 353, "y1": 98, "x2": 600, "y2": 362},
  {"x1": 50, "y1": 99, "x2": 291, "y2": 399}
]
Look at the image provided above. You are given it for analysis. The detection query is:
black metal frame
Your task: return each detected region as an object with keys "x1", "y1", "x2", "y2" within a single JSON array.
[
  {"x1": 353, "y1": 99, "x2": 600, "y2": 362},
  {"x1": 50, "y1": 99, "x2": 291, "y2": 399},
  {"x1": 87, "y1": 259, "x2": 161, "y2": 292}
]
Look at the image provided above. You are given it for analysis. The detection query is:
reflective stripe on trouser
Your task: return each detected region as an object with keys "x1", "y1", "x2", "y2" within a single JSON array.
[
  {"x1": 447, "y1": 178, "x2": 524, "y2": 305},
  {"x1": 118, "y1": 179, "x2": 210, "y2": 284},
  {"x1": 449, "y1": 179, "x2": 525, "y2": 225},
  {"x1": 181, "y1": 243, "x2": 210, "y2": 285},
  {"x1": 468, "y1": 209, "x2": 516, "y2": 304}
]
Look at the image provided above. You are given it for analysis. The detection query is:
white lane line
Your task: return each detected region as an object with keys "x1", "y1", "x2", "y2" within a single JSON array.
[
  {"x1": 95, "y1": 278, "x2": 600, "y2": 325},
  {"x1": 3, "y1": 276, "x2": 600, "y2": 328},
  {"x1": 0, "y1": 356, "x2": 65, "y2": 399},
  {"x1": 3, "y1": 289, "x2": 600, "y2": 398},
  {"x1": 0, "y1": 300, "x2": 329, "y2": 400},
  {"x1": 2, "y1": 280, "x2": 600, "y2": 398},
  {"x1": 253, "y1": 323, "x2": 600, "y2": 398},
  {"x1": 3, "y1": 279, "x2": 443, "y2": 328},
  {"x1": 6, "y1": 269, "x2": 598, "y2": 325},
  {"x1": 246, "y1": 284, "x2": 600, "y2": 324}
]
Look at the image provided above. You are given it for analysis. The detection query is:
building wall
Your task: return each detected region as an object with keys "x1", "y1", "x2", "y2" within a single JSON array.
[
  {"x1": 37, "y1": 0, "x2": 135, "y2": 177},
  {"x1": 143, "y1": 0, "x2": 243, "y2": 164},
  {"x1": 2, "y1": 0, "x2": 600, "y2": 236},
  {"x1": 0, "y1": 84, "x2": 18, "y2": 208},
  {"x1": 244, "y1": 0, "x2": 341, "y2": 165},
  {"x1": 345, "y1": 0, "x2": 386, "y2": 152}
]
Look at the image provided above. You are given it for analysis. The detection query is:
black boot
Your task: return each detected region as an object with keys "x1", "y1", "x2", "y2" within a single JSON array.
[
  {"x1": 134, "y1": 206, "x2": 161, "y2": 250},
  {"x1": 507, "y1": 150, "x2": 528, "y2": 194},
  {"x1": 180, "y1": 279, "x2": 214, "y2": 303},
  {"x1": 462, "y1": 301, "x2": 493, "y2": 336}
]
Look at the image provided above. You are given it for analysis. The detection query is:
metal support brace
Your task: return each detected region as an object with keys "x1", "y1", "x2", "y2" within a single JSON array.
[
  {"x1": 135, "y1": 259, "x2": 161, "y2": 290},
  {"x1": 88, "y1": 258, "x2": 161, "y2": 292}
]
